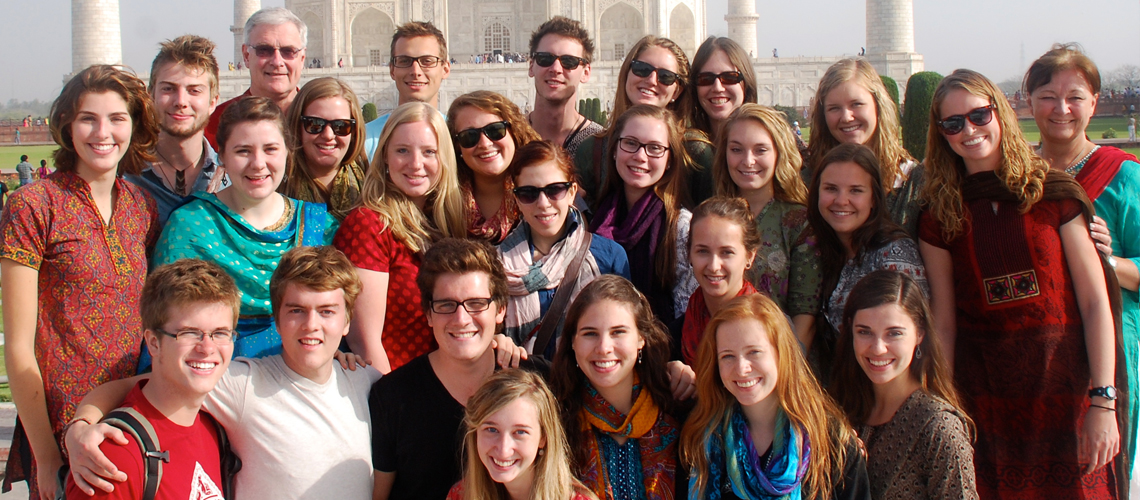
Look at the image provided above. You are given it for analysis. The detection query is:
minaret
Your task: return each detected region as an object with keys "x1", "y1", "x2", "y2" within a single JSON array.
[
  {"x1": 866, "y1": 0, "x2": 914, "y2": 55},
  {"x1": 725, "y1": 0, "x2": 759, "y2": 59},
  {"x1": 72, "y1": 0, "x2": 123, "y2": 73},
  {"x1": 232, "y1": 0, "x2": 262, "y2": 65}
]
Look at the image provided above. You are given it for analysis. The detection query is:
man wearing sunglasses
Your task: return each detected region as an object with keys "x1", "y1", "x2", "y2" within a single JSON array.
[
  {"x1": 205, "y1": 7, "x2": 307, "y2": 149},
  {"x1": 362, "y1": 22, "x2": 451, "y2": 161},
  {"x1": 526, "y1": 17, "x2": 603, "y2": 159}
]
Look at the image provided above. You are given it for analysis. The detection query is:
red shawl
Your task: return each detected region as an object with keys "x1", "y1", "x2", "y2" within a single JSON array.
[
  {"x1": 681, "y1": 281, "x2": 758, "y2": 365},
  {"x1": 1076, "y1": 146, "x2": 1135, "y2": 201}
]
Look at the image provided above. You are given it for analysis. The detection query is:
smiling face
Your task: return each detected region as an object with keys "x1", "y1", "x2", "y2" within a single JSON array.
[
  {"x1": 243, "y1": 23, "x2": 305, "y2": 99},
  {"x1": 824, "y1": 80, "x2": 878, "y2": 146},
  {"x1": 696, "y1": 50, "x2": 745, "y2": 127},
  {"x1": 275, "y1": 284, "x2": 350, "y2": 382},
  {"x1": 301, "y1": 96, "x2": 353, "y2": 174},
  {"x1": 625, "y1": 46, "x2": 683, "y2": 108},
  {"x1": 690, "y1": 216, "x2": 755, "y2": 304},
  {"x1": 614, "y1": 115, "x2": 670, "y2": 201},
  {"x1": 147, "y1": 301, "x2": 235, "y2": 399},
  {"x1": 725, "y1": 119, "x2": 777, "y2": 196},
  {"x1": 386, "y1": 120, "x2": 442, "y2": 206},
  {"x1": 1029, "y1": 68, "x2": 1097, "y2": 146},
  {"x1": 390, "y1": 35, "x2": 451, "y2": 106},
  {"x1": 428, "y1": 272, "x2": 506, "y2": 363},
  {"x1": 453, "y1": 106, "x2": 514, "y2": 179},
  {"x1": 70, "y1": 91, "x2": 133, "y2": 179},
  {"x1": 221, "y1": 120, "x2": 288, "y2": 202},
  {"x1": 476, "y1": 397, "x2": 545, "y2": 492},
  {"x1": 939, "y1": 89, "x2": 1001, "y2": 172},
  {"x1": 852, "y1": 303, "x2": 923, "y2": 389},
  {"x1": 529, "y1": 34, "x2": 591, "y2": 103},
  {"x1": 818, "y1": 161, "x2": 874, "y2": 250},
  {"x1": 572, "y1": 300, "x2": 645, "y2": 394},
  {"x1": 515, "y1": 161, "x2": 576, "y2": 241},
  {"x1": 152, "y1": 62, "x2": 218, "y2": 138},
  {"x1": 716, "y1": 318, "x2": 779, "y2": 409}
]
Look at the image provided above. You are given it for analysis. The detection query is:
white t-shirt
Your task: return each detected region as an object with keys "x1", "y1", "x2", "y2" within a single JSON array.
[{"x1": 204, "y1": 356, "x2": 382, "y2": 500}]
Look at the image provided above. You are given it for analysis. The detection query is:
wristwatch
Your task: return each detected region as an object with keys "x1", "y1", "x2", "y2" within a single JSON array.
[{"x1": 1089, "y1": 386, "x2": 1118, "y2": 400}]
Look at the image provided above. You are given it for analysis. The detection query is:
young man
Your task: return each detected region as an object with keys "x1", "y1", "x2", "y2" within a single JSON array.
[
  {"x1": 66, "y1": 246, "x2": 381, "y2": 500},
  {"x1": 15, "y1": 155, "x2": 33, "y2": 186},
  {"x1": 527, "y1": 16, "x2": 602, "y2": 158},
  {"x1": 370, "y1": 238, "x2": 546, "y2": 500},
  {"x1": 205, "y1": 7, "x2": 307, "y2": 148},
  {"x1": 127, "y1": 35, "x2": 228, "y2": 228},
  {"x1": 64, "y1": 259, "x2": 241, "y2": 499},
  {"x1": 362, "y1": 21, "x2": 451, "y2": 161}
]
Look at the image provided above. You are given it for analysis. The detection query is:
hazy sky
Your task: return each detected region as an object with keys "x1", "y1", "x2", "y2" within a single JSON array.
[{"x1": 4, "y1": 0, "x2": 1138, "y2": 102}]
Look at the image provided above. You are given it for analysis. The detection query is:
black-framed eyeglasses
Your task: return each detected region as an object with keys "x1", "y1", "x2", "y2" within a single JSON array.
[
  {"x1": 249, "y1": 45, "x2": 304, "y2": 60},
  {"x1": 430, "y1": 298, "x2": 494, "y2": 315},
  {"x1": 532, "y1": 52, "x2": 586, "y2": 70},
  {"x1": 617, "y1": 137, "x2": 670, "y2": 158},
  {"x1": 155, "y1": 328, "x2": 236, "y2": 345},
  {"x1": 695, "y1": 71, "x2": 744, "y2": 87},
  {"x1": 513, "y1": 182, "x2": 574, "y2": 204},
  {"x1": 937, "y1": 104, "x2": 997, "y2": 135},
  {"x1": 392, "y1": 55, "x2": 443, "y2": 68},
  {"x1": 454, "y1": 121, "x2": 510, "y2": 149},
  {"x1": 300, "y1": 116, "x2": 357, "y2": 136},
  {"x1": 629, "y1": 60, "x2": 682, "y2": 86}
]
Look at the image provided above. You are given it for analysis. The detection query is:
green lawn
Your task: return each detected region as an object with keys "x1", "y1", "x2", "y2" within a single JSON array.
[
  {"x1": 0, "y1": 144, "x2": 55, "y2": 172},
  {"x1": 1019, "y1": 116, "x2": 1133, "y2": 143}
]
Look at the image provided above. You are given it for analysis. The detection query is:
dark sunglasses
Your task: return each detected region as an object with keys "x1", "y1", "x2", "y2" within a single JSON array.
[
  {"x1": 512, "y1": 182, "x2": 573, "y2": 204},
  {"x1": 250, "y1": 45, "x2": 304, "y2": 60},
  {"x1": 300, "y1": 116, "x2": 357, "y2": 136},
  {"x1": 532, "y1": 52, "x2": 587, "y2": 70},
  {"x1": 695, "y1": 71, "x2": 744, "y2": 86},
  {"x1": 392, "y1": 55, "x2": 443, "y2": 68},
  {"x1": 937, "y1": 104, "x2": 996, "y2": 135},
  {"x1": 454, "y1": 121, "x2": 510, "y2": 149},
  {"x1": 630, "y1": 60, "x2": 681, "y2": 86}
]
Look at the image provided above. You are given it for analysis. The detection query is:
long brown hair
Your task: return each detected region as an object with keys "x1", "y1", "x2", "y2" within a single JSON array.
[
  {"x1": 447, "y1": 90, "x2": 541, "y2": 186},
  {"x1": 712, "y1": 103, "x2": 808, "y2": 205},
  {"x1": 680, "y1": 293, "x2": 855, "y2": 499},
  {"x1": 282, "y1": 77, "x2": 368, "y2": 201},
  {"x1": 605, "y1": 35, "x2": 692, "y2": 131},
  {"x1": 688, "y1": 36, "x2": 758, "y2": 139}
]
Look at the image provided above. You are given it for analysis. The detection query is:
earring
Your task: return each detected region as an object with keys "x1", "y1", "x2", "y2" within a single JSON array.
[
  {"x1": 538, "y1": 448, "x2": 545, "y2": 456},
  {"x1": 915, "y1": 345, "x2": 923, "y2": 360},
  {"x1": 638, "y1": 349, "x2": 643, "y2": 364}
]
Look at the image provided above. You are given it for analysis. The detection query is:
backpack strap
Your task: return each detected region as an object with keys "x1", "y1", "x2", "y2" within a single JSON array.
[
  {"x1": 530, "y1": 231, "x2": 592, "y2": 356},
  {"x1": 206, "y1": 412, "x2": 242, "y2": 500},
  {"x1": 102, "y1": 408, "x2": 168, "y2": 500}
]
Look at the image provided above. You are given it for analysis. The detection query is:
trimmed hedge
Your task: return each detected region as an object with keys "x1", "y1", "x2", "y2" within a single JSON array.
[
  {"x1": 362, "y1": 102, "x2": 378, "y2": 123},
  {"x1": 902, "y1": 71, "x2": 943, "y2": 162},
  {"x1": 880, "y1": 75, "x2": 900, "y2": 119}
]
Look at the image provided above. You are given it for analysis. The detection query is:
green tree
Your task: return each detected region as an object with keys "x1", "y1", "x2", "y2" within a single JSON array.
[
  {"x1": 362, "y1": 102, "x2": 378, "y2": 123},
  {"x1": 902, "y1": 71, "x2": 943, "y2": 161},
  {"x1": 879, "y1": 75, "x2": 900, "y2": 118},
  {"x1": 772, "y1": 105, "x2": 800, "y2": 126}
]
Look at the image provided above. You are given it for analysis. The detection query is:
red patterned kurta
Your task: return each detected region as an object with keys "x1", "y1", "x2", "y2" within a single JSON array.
[
  {"x1": 0, "y1": 172, "x2": 156, "y2": 496},
  {"x1": 919, "y1": 193, "x2": 1115, "y2": 500},
  {"x1": 334, "y1": 206, "x2": 435, "y2": 370}
]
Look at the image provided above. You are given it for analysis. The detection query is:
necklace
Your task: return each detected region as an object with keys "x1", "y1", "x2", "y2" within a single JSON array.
[
  {"x1": 1064, "y1": 144, "x2": 1099, "y2": 176},
  {"x1": 154, "y1": 143, "x2": 203, "y2": 196}
]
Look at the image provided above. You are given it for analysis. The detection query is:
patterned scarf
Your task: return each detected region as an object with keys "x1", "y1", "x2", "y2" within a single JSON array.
[
  {"x1": 498, "y1": 208, "x2": 601, "y2": 349},
  {"x1": 580, "y1": 376, "x2": 678, "y2": 500},
  {"x1": 463, "y1": 180, "x2": 519, "y2": 244},
  {"x1": 681, "y1": 281, "x2": 759, "y2": 365},
  {"x1": 282, "y1": 160, "x2": 365, "y2": 222},
  {"x1": 697, "y1": 408, "x2": 810, "y2": 500}
]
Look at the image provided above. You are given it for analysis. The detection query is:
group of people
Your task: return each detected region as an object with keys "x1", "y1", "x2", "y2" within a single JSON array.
[{"x1": 0, "y1": 5, "x2": 1136, "y2": 500}]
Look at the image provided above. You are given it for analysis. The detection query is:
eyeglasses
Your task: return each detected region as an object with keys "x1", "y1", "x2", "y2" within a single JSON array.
[
  {"x1": 629, "y1": 60, "x2": 682, "y2": 86},
  {"x1": 454, "y1": 121, "x2": 510, "y2": 149},
  {"x1": 300, "y1": 116, "x2": 357, "y2": 136},
  {"x1": 617, "y1": 137, "x2": 670, "y2": 158},
  {"x1": 937, "y1": 104, "x2": 997, "y2": 135},
  {"x1": 430, "y1": 298, "x2": 494, "y2": 315},
  {"x1": 249, "y1": 45, "x2": 304, "y2": 60},
  {"x1": 513, "y1": 182, "x2": 574, "y2": 204},
  {"x1": 695, "y1": 71, "x2": 744, "y2": 87},
  {"x1": 155, "y1": 328, "x2": 236, "y2": 345},
  {"x1": 392, "y1": 55, "x2": 443, "y2": 68},
  {"x1": 532, "y1": 52, "x2": 586, "y2": 70}
]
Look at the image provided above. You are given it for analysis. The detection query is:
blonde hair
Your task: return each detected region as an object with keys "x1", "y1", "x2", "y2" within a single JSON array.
[
  {"x1": 921, "y1": 69, "x2": 1047, "y2": 241},
  {"x1": 360, "y1": 102, "x2": 465, "y2": 252},
  {"x1": 606, "y1": 36, "x2": 692, "y2": 131},
  {"x1": 806, "y1": 58, "x2": 912, "y2": 190},
  {"x1": 282, "y1": 77, "x2": 368, "y2": 202},
  {"x1": 712, "y1": 103, "x2": 808, "y2": 205},
  {"x1": 681, "y1": 293, "x2": 855, "y2": 500}
]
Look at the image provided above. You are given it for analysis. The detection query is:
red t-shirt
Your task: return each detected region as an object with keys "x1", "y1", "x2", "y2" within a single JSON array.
[
  {"x1": 334, "y1": 206, "x2": 436, "y2": 370},
  {"x1": 65, "y1": 381, "x2": 224, "y2": 500}
]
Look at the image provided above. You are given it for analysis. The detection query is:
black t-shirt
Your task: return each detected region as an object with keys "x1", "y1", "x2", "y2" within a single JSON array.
[{"x1": 369, "y1": 353, "x2": 550, "y2": 500}]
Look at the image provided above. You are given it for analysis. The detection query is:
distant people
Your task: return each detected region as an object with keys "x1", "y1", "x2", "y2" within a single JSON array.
[
  {"x1": 526, "y1": 16, "x2": 603, "y2": 158},
  {"x1": 205, "y1": 7, "x2": 308, "y2": 148},
  {"x1": 15, "y1": 155, "x2": 33, "y2": 186},
  {"x1": 688, "y1": 36, "x2": 757, "y2": 142},
  {"x1": 13, "y1": 128, "x2": 20, "y2": 144},
  {"x1": 794, "y1": 120, "x2": 802, "y2": 136},
  {"x1": 36, "y1": 159, "x2": 50, "y2": 179},
  {"x1": 338, "y1": 57, "x2": 344, "y2": 68},
  {"x1": 1130, "y1": 116, "x2": 1137, "y2": 142}
]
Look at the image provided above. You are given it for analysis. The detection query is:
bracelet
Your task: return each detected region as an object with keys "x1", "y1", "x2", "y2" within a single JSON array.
[
  {"x1": 59, "y1": 417, "x2": 93, "y2": 460},
  {"x1": 1090, "y1": 404, "x2": 1117, "y2": 412}
]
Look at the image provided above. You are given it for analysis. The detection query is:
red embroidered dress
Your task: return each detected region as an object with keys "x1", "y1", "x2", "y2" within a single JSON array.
[{"x1": 0, "y1": 172, "x2": 156, "y2": 495}]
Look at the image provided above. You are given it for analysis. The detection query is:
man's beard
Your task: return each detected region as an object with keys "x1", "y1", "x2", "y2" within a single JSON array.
[{"x1": 161, "y1": 114, "x2": 209, "y2": 139}]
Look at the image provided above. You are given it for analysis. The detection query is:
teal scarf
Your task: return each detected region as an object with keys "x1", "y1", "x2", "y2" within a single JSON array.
[{"x1": 692, "y1": 407, "x2": 810, "y2": 500}]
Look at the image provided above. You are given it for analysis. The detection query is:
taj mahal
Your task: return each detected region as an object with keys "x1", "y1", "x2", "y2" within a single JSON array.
[{"x1": 68, "y1": 0, "x2": 922, "y2": 112}]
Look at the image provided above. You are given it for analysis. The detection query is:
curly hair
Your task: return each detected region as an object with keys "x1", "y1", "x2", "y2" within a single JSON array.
[
  {"x1": 712, "y1": 103, "x2": 808, "y2": 205},
  {"x1": 447, "y1": 91, "x2": 541, "y2": 186},
  {"x1": 688, "y1": 37, "x2": 758, "y2": 139}
]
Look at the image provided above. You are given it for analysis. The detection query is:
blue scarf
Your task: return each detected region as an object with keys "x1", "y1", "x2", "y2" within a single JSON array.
[{"x1": 693, "y1": 408, "x2": 810, "y2": 500}]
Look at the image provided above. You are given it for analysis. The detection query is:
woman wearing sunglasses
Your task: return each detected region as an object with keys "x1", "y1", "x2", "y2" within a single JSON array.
[
  {"x1": 806, "y1": 58, "x2": 922, "y2": 237},
  {"x1": 688, "y1": 36, "x2": 757, "y2": 142},
  {"x1": 448, "y1": 91, "x2": 541, "y2": 244},
  {"x1": 280, "y1": 77, "x2": 367, "y2": 225},
  {"x1": 919, "y1": 69, "x2": 1121, "y2": 499},
  {"x1": 497, "y1": 141, "x2": 629, "y2": 357}
]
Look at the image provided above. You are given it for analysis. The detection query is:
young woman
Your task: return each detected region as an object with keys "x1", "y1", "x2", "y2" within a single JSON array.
[
  {"x1": 688, "y1": 36, "x2": 757, "y2": 142},
  {"x1": 919, "y1": 69, "x2": 1121, "y2": 499},
  {"x1": 550, "y1": 275, "x2": 683, "y2": 500},
  {"x1": 1025, "y1": 44, "x2": 1140, "y2": 478},
  {"x1": 153, "y1": 96, "x2": 332, "y2": 360},
  {"x1": 806, "y1": 58, "x2": 922, "y2": 236},
  {"x1": 281, "y1": 77, "x2": 368, "y2": 223},
  {"x1": 449, "y1": 91, "x2": 542, "y2": 244},
  {"x1": 497, "y1": 141, "x2": 629, "y2": 356},
  {"x1": 680, "y1": 293, "x2": 870, "y2": 500},
  {"x1": 589, "y1": 105, "x2": 697, "y2": 324},
  {"x1": 830, "y1": 270, "x2": 977, "y2": 500},
  {"x1": 808, "y1": 143, "x2": 928, "y2": 344},
  {"x1": 446, "y1": 369, "x2": 598, "y2": 500},
  {"x1": 680, "y1": 197, "x2": 759, "y2": 366},
  {"x1": 714, "y1": 103, "x2": 822, "y2": 348},
  {"x1": 0, "y1": 65, "x2": 158, "y2": 500}
]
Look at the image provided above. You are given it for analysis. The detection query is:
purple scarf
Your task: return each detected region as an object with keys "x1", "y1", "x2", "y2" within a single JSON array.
[{"x1": 591, "y1": 189, "x2": 665, "y2": 293}]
